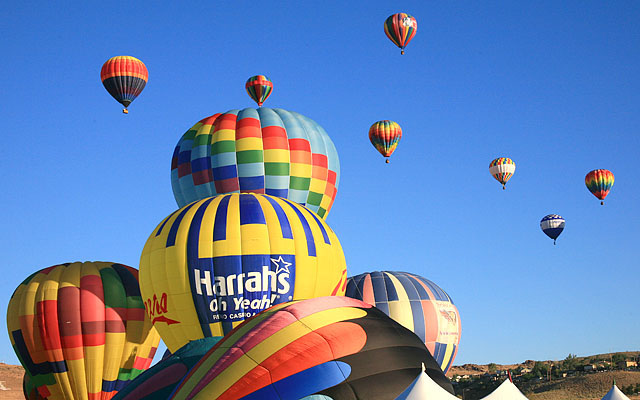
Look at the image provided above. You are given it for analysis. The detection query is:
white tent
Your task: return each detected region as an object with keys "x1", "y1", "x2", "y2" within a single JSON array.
[
  {"x1": 601, "y1": 383, "x2": 630, "y2": 400},
  {"x1": 479, "y1": 379, "x2": 529, "y2": 400},
  {"x1": 396, "y1": 364, "x2": 459, "y2": 399}
]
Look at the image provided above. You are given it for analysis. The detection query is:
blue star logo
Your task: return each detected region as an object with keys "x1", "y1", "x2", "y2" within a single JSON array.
[{"x1": 271, "y1": 256, "x2": 292, "y2": 275}]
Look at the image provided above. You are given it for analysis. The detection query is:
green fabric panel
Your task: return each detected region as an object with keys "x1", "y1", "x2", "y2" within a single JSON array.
[
  {"x1": 183, "y1": 130, "x2": 197, "y2": 140},
  {"x1": 264, "y1": 162, "x2": 290, "y2": 176},
  {"x1": 212, "y1": 140, "x2": 236, "y2": 154},
  {"x1": 307, "y1": 191, "x2": 323, "y2": 206},
  {"x1": 100, "y1": 268, "x2": 126, "y2": 309},
  {"x1": 236, "y1": 150, "x2": 263, "y2": 164},
  {"x1": 290, "y1": 176, "x2": 311, "y2": 190},
  {"x1": 194, "y1": 134, "x2": 212, "y2": 146},
  {"x1": 317, "y1": 208, "x2": 327, "y2": 218}
]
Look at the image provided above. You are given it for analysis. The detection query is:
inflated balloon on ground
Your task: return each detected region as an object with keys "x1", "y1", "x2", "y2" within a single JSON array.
[
  {"x1": 168, "y1": 296, "x2": 454, "y2": 399},
  {"x1": 345, "y1": 270, "x2": 461, "y2": 374},
  {"x1": 139, "y1": 193, "x2": 348, "y2": 353},
  {"x1": 112, "y1": 337, "x2": 222, "y2": 400},
  {"x1": 171, "y1": 108, "x2": 340, "y2": 219},
  {"x1": 7, "y1": 262, "x2": 160, "y2": 400}
]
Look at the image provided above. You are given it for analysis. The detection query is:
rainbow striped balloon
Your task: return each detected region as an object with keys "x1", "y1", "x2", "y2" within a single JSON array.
[
  {"x1": 245, "y1": 75, "x2": 273, "y2": 107},
  {"x1": 585, "y1": 169, "x2": 614, "y2": 205},
  {"x1": 345, "y1": 271, "x2": 461, "y2": 374},
  {"x1": 168, "y1": 296, "x2": 453, "y2": 399},
  {"x1": 171, "y1": 108, "x2": 340, "y2": 219},
  {"x1": 384, "y1": 13, "x2": 418, "y2": 55},
  {"x1": 139, "y1": 193, "x2": 347, "y2": 353},
  {"x1": 7, "y1": 262, "x2": 160, "y2": 400},
  {"x1": 489, "y1": 157, "x2": 516, "y2": 189},
  {"x1": 369, "y1": 120, "x2": 402, "y2": 163}
]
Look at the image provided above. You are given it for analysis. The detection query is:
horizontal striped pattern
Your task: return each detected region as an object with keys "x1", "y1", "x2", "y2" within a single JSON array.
[
  {"x1": 100, "y1": 56, "x2": 148, "y2": 110},
  {"x1": 170, "y1": 108, "x2": 340, "y2": 219},
  {"x1": 489, "y1": 157, "x2": 516, "y2": 188}
]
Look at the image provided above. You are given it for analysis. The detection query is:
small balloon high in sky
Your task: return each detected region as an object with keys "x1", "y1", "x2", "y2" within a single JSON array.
[
  {"x1": 100, "y1": 56, "x2": 148, "y2": 114},
  {"x1": 384, "y1": 13, "x2": 418, "y2": 55}
]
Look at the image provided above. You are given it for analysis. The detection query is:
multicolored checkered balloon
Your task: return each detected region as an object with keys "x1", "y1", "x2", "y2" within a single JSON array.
[{"x1": 171, "y1": 108, "x2": 340, "y2": 219}]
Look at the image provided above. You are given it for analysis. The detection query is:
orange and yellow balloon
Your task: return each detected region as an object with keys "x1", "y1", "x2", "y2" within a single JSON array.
[
  {"x1": 7, "y1": 261, "x2": 160, "y2": 400},
  {"x1": 585, "y1": 169, "x2": 614, "y2": 205}
]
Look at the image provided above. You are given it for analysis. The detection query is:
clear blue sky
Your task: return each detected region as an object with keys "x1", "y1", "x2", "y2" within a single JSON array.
[{"x1": 1, "y1": 1, "x2": 639, "y2": 367}]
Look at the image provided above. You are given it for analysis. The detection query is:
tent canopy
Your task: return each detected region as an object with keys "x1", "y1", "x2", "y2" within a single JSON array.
[
  {"x1": 479, "y1": 379, "x2": 529, "y2": 400},
  {"x1": 601, "y1": 384, "x2": 631, "y2": 400}
]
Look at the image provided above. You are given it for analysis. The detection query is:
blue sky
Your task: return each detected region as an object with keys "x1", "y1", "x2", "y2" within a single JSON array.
[{"x1": 1, "y1": 1, "x2": 639, "y2": 367}]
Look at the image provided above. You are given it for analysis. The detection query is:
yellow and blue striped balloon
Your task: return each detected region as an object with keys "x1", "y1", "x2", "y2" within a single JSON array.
[
  {"x1": 139, "y1": 193, "x2": 347, "y2": 353},
  {"x1": 345, "y1": 271, "x2": 461, "y2": 374}
]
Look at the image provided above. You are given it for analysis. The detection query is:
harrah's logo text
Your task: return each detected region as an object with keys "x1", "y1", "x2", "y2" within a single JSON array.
[{"x1": 192, "y1": 256, "x2": 294, "y2": 321}]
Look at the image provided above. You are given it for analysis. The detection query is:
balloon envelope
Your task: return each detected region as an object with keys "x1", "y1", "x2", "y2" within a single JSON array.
[
  {"x1": 100, "y1": 56, "x2": 148, "y2": 113},
  {"x1": 139, "y1": 193, "x2": 348, "y2": 353},
  {"x1": 369, "y1": 120, "x2": 402, "y2": 161},
  {"x1": 489, "y1": 157, "x2": 516, "y2": 189},
  {"x1": 7, "y1": 262, "x2": 160, "y2": 400},
  {"x1": 540, "y1": 214, "x2": 565, "y2": 243},
  {"x1": 585, "y1": 169, "x2": 614, "y2": 204},
  {"x1": 171, "y1": 108, "x2": 340, "y2": 219},
  {"x1": 169, "y1": 296, "x2": 453, "y2": 399},
  {"x1": 112, "y1": 337, "x2": 222, "y2": 400},
  {"x1": 384, "y1": 13, "x2": 417, "y2": 54},
  {"x1": 345, "y1": 271, "x2": 461, "y2": 374},
  {"x1": 245, "y1": 75, "x2": 273, "y2": 107}
]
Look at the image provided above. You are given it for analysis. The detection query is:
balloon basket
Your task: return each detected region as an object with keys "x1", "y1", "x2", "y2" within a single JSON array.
[
  {"x1": 401, "y1": 49, "x2": 405, "y2": 55},
  {"x1": 123, "y1": 108, "x2": 129, "y2": 114},
  {"x1": 385, "y1": 159, "x2": 390, "y2": 164},
  {"x1": 601, "y1": 201, "x2": 604, "y2": 205}
]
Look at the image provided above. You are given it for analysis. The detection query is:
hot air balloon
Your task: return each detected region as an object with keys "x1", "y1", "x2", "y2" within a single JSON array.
[
  {"x1": 540, "y1": 214, "x2": 565, "y2": 245},
  {"x1": 168, "y1": 296, "x2": 454, "y2": 399},
  {"x1": 489, "y1": 157, "x2": 516, "y2": 190},
  {"x1": 585, "y1": 169, "x2": 614, "y2": 205},
  {"x1": 369, "y1": 120, "x2": 402, "y2": 163},
  {"x1": 384, "y1": 13, "x2": 417, "y2": 54},
  {"x1": 139, "y1": 193, "x2": 348, "y2": 353},
  {"x1": 345, "y1": 271, "x2": 461, "y2": 374},
  {"x1": 112, "y1": 337, "x2": 222, "y2": 400},
  {"x1": 245, "y1": 75, "x2": 273, "y2": 107},
  {"x1": 100, "y1": 56, "x2": 148, "y2": 114},
  {"x1": 171, "y1": 108, "x2": 340, "y2": 219},
  {"x1": 7, "y1": 262, "x2": 161, "y2": 400}
]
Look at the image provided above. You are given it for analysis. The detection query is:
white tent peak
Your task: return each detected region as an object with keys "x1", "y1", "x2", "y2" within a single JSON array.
[
  {"x1": 601, "y1": 383, "x2": 630, "y2": 400},
  {"x1": 479, "y1": 378, "x2": 529, "y2": 400}
]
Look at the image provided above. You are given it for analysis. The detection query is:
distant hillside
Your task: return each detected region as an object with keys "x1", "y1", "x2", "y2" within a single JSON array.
[{"x1": 448, "y1": 351, "x2": 640, "y2": 399}]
